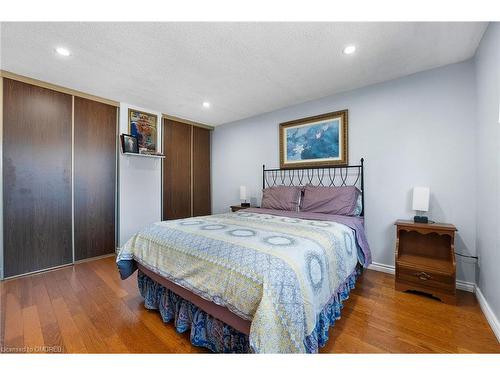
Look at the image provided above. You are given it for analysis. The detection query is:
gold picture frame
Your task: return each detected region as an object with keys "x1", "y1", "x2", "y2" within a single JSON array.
[
  {"x1": 128, "y1": 108, "x2": 158, "y2": 152},
  {"x1": 279, "y1": 110, "x2": 348, "y2": 168}
]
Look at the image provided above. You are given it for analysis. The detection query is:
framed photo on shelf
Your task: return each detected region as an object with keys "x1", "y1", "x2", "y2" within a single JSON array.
[
  {"x1": 128, "y1": 108, "x2": 158, "y2": 152},
  {"x1": 121, "y1": 134, "x2": 139, "y2": 154},
  {"x1": 279, "y1": 109, "x2": 348, "y2": 168}
]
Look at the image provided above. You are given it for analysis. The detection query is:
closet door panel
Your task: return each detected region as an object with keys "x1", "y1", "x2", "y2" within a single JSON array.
[
  {"x1": 192, "y1": 126, "x2": 211, "y2": 216},
  {"x1": 74, "y1": 97, "x2": 116, "y2": 260},
  {"x1": 3, "y1": 78, "x2": 73, "y2": 277},
  {"x1": 163, "y1": 119, "x2": 192, "y2": 220}
]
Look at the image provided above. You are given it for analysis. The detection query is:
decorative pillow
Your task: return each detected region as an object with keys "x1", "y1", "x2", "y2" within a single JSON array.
[
  {"x1": 300, "y1": 185, "x2": 361, "y2": 216},
  {"x1": 352, "y1": 194, "x2": 363, "y2": 216},
  {"x1": 261, "y1": 186, "x2": 302, "y2": 211}
]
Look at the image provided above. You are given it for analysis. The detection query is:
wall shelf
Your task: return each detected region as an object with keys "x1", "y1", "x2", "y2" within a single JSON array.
[{"x1": 123, "y1": 152, "x2": 165, "y2": 159}]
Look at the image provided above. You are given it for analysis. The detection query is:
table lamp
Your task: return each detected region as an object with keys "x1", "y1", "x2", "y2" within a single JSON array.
[
  {"x1": 412, "y1": 186, "x2": 430, "y2": 223},
  {"x1": 240, "y1": 186, "x2": 250, "y2": 207}
]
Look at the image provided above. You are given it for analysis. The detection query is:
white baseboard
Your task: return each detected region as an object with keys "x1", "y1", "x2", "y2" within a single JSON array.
[
  {"x1": 367, "y1": 262, "x2": 473, "y2": 292},
  {"x1": 368, "y1": 261, "x2": 395, "y2": 275},
  {"x1": 456, "y1": 280, "x2": 476, "y2": 293},
  {"x1": 475, "y1": 287, "x2": 500, "y2": 343}
]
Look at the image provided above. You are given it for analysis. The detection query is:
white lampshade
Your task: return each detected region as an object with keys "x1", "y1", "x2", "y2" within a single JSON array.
[
  {"x1": 412, "y1": 186, "x2": 430, "y2": 212},
  {"x1": 239, "y1": 186, "x2": 247, "y2": 200}
]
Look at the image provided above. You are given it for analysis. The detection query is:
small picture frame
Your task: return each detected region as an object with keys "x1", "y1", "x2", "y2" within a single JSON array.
[{"x1": 121, "y1": 134, "x2": 139, "y2": 154}]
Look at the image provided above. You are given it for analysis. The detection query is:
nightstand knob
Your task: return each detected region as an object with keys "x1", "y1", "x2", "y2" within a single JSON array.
[{"x1": 414, "y1": 271, "x2": 431, "y2": 281}]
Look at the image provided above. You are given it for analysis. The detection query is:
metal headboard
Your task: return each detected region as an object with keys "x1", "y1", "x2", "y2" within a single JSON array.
[{"x1": 262, "y1": 158, "x2": 365, "y2": 217}]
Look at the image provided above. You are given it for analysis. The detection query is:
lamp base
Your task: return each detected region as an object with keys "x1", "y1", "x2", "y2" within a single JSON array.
[{"x1": 413, "y1": 215, "x2": 429, "y2": 224}]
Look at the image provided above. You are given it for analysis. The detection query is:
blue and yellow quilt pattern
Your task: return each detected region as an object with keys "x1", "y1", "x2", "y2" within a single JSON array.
[{"x1": 117, "y1": 211, "x2": 360, "y2": 353}]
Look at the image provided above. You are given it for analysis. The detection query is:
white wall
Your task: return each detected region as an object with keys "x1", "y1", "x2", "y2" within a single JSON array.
[
  {"x1": 475, "y1": 23, "x2": 500, "y2": 332},
  {"x1": 0, "y1": 74, "x2": 3, "y2": 279},
  {"x1": 212, "y1": 60, "x2": 478, "y2": 284},
  {"x1": 118, "y1": 103, "x2": 162, "y2": 248}
]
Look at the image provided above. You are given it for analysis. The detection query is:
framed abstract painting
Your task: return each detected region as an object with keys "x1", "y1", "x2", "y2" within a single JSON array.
[
  {"x1": 128, "y1": 109, "x2": 158, "y2": 152},
  {"x1": 279, "y1": 110, "x2": 348, "y2": 168}
]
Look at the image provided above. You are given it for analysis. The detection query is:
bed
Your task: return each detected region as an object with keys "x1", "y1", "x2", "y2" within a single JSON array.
[{"x1": 117, "y1": 159, "x2": 371, "y2": 353}]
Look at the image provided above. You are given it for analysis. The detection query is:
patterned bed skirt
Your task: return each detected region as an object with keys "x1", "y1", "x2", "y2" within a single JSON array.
[{"x1": 137, "y1": 265, "x2": 362, "y2": 353}]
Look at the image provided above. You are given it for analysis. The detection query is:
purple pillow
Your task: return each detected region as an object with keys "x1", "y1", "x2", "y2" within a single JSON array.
[
  {"x1": 261, "y1": 186, "x2": 301, "y2": 211},
  {"x1": 301, "y1": 186, "x2": 360, "y2": 216}
]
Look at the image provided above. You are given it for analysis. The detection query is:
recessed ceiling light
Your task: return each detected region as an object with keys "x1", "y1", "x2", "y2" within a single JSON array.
[
  {"x1": 202, "y1": 102, "x2": 210, "y2": 108},
  {"x1": 343, "y1": 45, "x2": 356, "y2": 55},
  {"x1": 55, "y1": 47, "x2": 71, "y2": 56}
]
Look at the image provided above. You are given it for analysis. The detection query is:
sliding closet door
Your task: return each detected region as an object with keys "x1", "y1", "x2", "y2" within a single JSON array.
[
  {"x1": 74, "y1": 97, "x2": 117, "y2": 260},
  {"x1": 192, "y1": 126, "x2": 211, "y2": 216},
  {"x1": 3, "y1": 78, "x2": 72, "y2": 277},
  {"x1": 163, "y1": 119, "x2": 192, "y2": 220}
]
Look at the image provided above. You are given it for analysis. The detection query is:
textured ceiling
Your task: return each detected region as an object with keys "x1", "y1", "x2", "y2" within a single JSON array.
[{"x1": 0, "y1": 22, "x2": 488, "y2": 125}]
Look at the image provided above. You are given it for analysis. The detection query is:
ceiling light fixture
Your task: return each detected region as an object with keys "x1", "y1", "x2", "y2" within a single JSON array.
[
  {"x1": 202, "y1": 101, "x2": 211, "y2": 108},
  {"x1": 55, "y1": 47, "x2": 71, "y2": 56},
  {"x1": 343, "y1": 45, "x2": 356, "y2": 55}
]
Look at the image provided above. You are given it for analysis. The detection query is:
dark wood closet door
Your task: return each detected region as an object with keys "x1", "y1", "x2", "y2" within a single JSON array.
[
  {"x1": 3, "y1": 79, "x2": 72, "y2": 277},
  {"x1": 74, "y1": 97, "x2": 117, "y2": 260},
  {"x1": 163, "y1": 119, "x2": 192, "y2": 220},
  {"x1": 192, "y1": 126, "x2": 211, "y2": 216}
]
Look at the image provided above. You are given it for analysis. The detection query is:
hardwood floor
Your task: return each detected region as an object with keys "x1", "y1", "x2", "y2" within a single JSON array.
[{"x1": 1, "y1": 256, "x2": 499, "y2": 353}]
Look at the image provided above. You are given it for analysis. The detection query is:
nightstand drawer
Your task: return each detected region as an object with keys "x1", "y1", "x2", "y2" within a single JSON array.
[{"x1": 397, "y1": 265, "x2": 455, "y2": 292}]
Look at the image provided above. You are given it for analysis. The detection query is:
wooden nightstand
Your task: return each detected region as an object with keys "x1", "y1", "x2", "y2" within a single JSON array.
[
  {"x1": 395, "y1": 220, "x2": 457, "y2": 304},
  {"x1": 230, "y1": 205, "x2": 259, "y2": 212}
]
